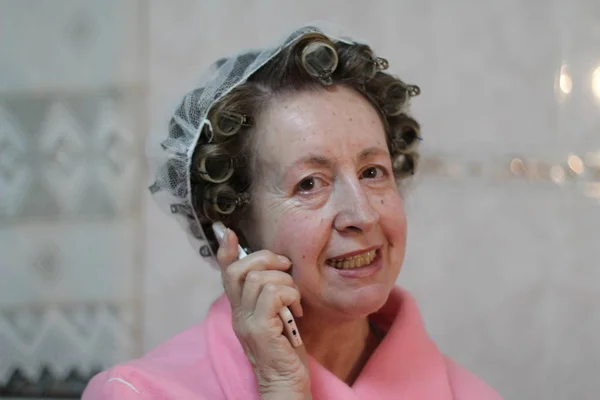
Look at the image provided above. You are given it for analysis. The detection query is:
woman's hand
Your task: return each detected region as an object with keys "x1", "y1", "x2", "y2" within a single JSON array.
[{"x1": 216, "y1": 228, "x2": 311, "y2": 400}]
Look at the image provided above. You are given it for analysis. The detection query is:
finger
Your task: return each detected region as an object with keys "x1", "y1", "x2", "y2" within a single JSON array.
[
  {"x1": 254, "y1": 283, "x2": 300, "y2": 320},
  {"x1": 216, "y1": 228, "x2": 239, "y2": 270},
  {"x1": 288, "y1": 299, "x2": 304, "y2": 319},
  {"x1": 240, "y1": 270, "x2": 300, "y2": 317},
  {"x1": 254, "y1": 286, "x2": 308, "y2": 364},
  {"x1": 222, "y1": 250, "x2": 292, "y2": 310}
]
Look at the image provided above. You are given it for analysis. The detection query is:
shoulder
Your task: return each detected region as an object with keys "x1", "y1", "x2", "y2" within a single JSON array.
[
  {"x1": 82, "y1": 366, "x2": 145, "y2": 399},
  {"x1": 82, "y1": 322, "x2": 226, "y2": 399},
  {"x1": 444, "y1": 356, "x2": 503, "y2": 400}
]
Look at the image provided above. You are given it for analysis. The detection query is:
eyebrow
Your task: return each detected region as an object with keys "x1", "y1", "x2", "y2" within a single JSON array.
[
  {"x1": 288, "y1": 154, "x2": 334, "y2": 170},
  {"x1": 357, "y1": 146, "x2": 390, "y2": 162},
  {"x1": 284, "y1": 146, "x2": 389, "y2": 174}
]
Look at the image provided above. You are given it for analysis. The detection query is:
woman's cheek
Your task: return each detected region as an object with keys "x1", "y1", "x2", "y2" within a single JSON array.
[
  {"x1": 273, "y1": 212, "x2": 328, "y2": 270},
  {"x1": 271, "y1": 211, "x2": 315, "y2": 254},
  {"x1": 389, "y1": 201, "x2": 408, "y2": 257},
  {"x1": 257, "y1": 197, "x2": 300, "y2": 247},
  {"x1": 374, "y1": 190, "x2": 406, "y2": 229}
]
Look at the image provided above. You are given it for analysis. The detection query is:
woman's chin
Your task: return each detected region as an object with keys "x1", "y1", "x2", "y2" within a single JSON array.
[{"x1": 332, "y1": 285, "x2": 392, "y2": 317}]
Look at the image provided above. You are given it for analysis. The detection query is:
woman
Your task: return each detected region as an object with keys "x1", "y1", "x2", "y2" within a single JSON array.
[{"x1": 83, "y1": 24, "x2": 502, "y2": 399}]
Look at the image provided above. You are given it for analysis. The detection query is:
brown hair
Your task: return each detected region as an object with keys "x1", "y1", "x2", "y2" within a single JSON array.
[{"x1": 174, "y1": 34, "x2": 421, "y2": 248}]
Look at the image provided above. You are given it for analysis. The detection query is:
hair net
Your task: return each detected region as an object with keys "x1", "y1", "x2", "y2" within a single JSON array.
[{"x1": 146, "y1": 22, "x2": 408, "y2": 269}]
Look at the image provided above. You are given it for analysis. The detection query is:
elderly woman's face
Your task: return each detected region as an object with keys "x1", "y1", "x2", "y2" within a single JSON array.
[{"x1": 249, "y1": 85, "x2": 406, "y2": 318}]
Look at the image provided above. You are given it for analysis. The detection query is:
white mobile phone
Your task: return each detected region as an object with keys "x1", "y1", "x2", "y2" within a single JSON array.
[{"x1": 212, "y1": 222, "x2": 303, "y2": 348}]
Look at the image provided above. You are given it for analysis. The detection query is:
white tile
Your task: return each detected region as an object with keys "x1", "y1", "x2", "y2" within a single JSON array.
[
  {"x1": 0, "y1": 0, "x2": 144, "y2": 93},
  {"x1": 0, "y1": 219, "x2": 138, "y2": 306},
  {"x1": 401, "y1": 178, "x2": 562, "y2": 397}
]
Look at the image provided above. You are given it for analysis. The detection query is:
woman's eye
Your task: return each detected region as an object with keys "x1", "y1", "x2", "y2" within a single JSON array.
[
  {"x1": 297, "y1": 177, "x2": 323, "y2": 193},
  {"x1": 361, "y1": 166, "x2": 386, "y2": 179}
]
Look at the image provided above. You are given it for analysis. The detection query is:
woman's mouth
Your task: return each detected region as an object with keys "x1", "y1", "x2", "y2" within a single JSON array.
[{"x1": 326, "y1": 249, "x2": 378, "y2": 269}]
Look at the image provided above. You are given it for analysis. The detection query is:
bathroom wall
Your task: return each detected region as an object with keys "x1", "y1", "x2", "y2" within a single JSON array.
[{"x1": 1, "y1": 1, "x2": 598, "y2": 398}]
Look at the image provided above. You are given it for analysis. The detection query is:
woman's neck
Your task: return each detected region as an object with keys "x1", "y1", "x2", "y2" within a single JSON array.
[{"x1": 295, "y1": 308, "x2": 380, "y2": 385}]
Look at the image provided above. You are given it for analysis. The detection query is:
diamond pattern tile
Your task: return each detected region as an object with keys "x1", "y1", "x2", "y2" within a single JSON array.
[
  {"x1": 0, "y1": 105, "x2": 32, "y2": 217},
  {"x1": 38, "y1": 102, "x2": 87, "y2": 215}
]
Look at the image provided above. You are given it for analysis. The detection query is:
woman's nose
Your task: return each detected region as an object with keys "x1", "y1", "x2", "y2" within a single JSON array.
[{"x1": 332, "y1": 179, "x2": 379, "y2": 234}]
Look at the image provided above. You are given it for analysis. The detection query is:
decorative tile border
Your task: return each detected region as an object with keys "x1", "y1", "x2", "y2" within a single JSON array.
[
  {"x1": 0, "y1": 367, "x2": 100, "y2": 398},
  {"x1": 0, "y1": 90, "x2": 144, "y2": 398},
  {"x1": 0, "y1": 302, "x2": 135, "y2": 388},
  {"x1": 0, "y1": 89, "x2": 144, "y2": 222}
]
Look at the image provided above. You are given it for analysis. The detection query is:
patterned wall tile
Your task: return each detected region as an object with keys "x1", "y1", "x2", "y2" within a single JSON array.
[
  {"x1": 30, "y1": 242, "x2": 64, "y2": 287},
  {"x1": 0, "y1": 1, "x2": 146, "y2": 397},
  {"x1": 92, "y1": 99, "x2": 140, "y2": 215},
  {"x1": 0, "y1": 105, "x2": 32, "y2": 217},
  {"x1": 0, "y1": 302, "x2": 135, "y2": 393},
  {"x1": 39, "y1": 101, "x2": 88, "y2": 215},
  {"x1": 0, "y1": 220, "x2": 139, "y2": 307},
  {"x1": 0, "y1": 91, "x2": 143, "y2": 222}
]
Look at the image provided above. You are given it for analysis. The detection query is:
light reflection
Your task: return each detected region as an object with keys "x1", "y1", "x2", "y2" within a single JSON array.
[
  {"x1": 593, "y1": 66, "x2": 600, "y2": 100},
  {"x1": 567, "y1": 154, "x2": 584, "y2": 175},
  {"x1": 509, "y1": 158, "x2": 526, "y2": 176},
  {"x1": 423, "y1": 154, "x2": 600, "y2": 193},
  {"x1": 550, "y1": 165, "x2": 566, "y2": 184},
  {"x1": 559, "y1": 64, "x2": 573, "y2": 94}
]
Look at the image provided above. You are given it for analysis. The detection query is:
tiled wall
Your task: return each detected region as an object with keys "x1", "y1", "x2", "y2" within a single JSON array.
[
  {"x1": 1, "y1": 0, "x2": 598, "y2": 398},
  {"x1": 0, "y1": 1, "x2": 146, "y2": 397}
]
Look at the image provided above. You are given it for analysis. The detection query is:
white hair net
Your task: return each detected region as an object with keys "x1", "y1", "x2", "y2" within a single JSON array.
[{"x1": 146, "y1": 22, "x2": 418, "y2": 269}]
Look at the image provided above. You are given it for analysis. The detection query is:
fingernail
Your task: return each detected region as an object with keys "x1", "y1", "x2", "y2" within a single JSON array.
[
  {"x1": 221, "y1": 228, "x2": 230, "y2": 246},
  {"x1": 278, "y1": 255, "x2": 291, "y2": 265}
]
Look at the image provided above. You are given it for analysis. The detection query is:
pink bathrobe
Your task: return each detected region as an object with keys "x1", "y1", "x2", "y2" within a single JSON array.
[{"x1": 83, "y1": 287, "x2": 502, "y2": 399}]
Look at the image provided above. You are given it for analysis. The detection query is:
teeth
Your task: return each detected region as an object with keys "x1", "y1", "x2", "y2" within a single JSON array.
[{"x1": 327, "y1": 250, "x2": 377, "y2": 269}]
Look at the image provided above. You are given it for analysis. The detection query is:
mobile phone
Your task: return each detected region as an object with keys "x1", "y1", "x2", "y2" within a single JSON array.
[{"x1": 212, "y1": 222, "x2": 303, "y2": 348}]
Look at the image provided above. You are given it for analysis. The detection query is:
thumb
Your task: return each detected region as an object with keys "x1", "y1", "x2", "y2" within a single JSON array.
[{"x1": 215, "y1": 226, "x2": 240, "y2": 268}]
